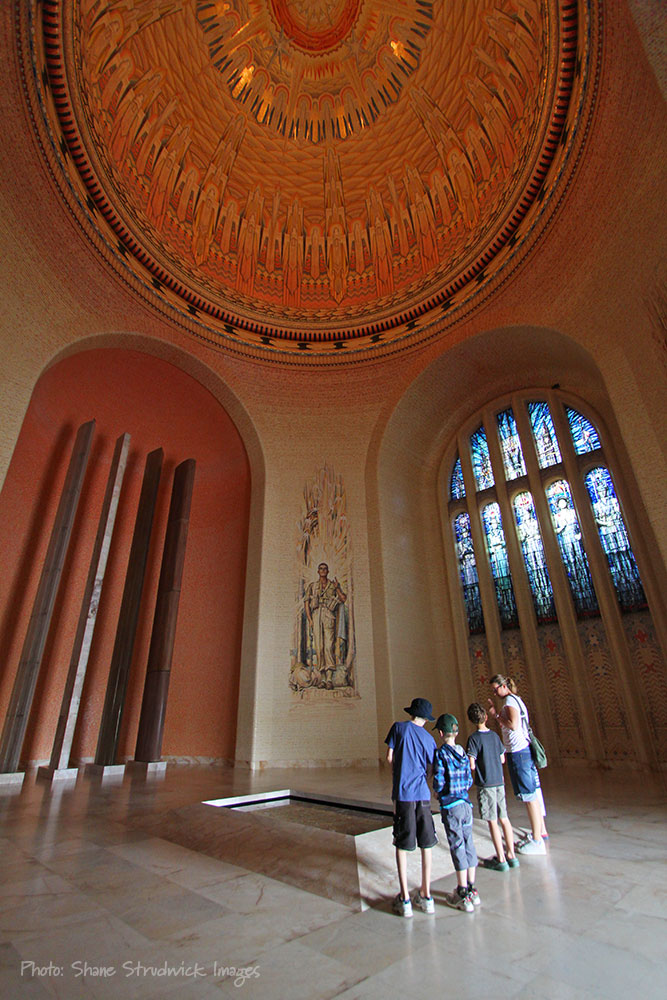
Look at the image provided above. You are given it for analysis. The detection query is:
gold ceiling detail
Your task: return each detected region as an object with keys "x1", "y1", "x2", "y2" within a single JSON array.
[
  {"x1": 24, "y1": 0, "x2": 596, "y2": 357},
  {"x1": 196, "y1": 0, "x2": 433, "y2": 142}
]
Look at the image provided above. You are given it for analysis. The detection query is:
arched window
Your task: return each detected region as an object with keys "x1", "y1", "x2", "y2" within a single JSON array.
[
  {"x1": 546, "y1": 479, "x2": 598, "y2": 616},
  {"x1": 497, "y1": 408, "x2": 526, "y2": 480},
  {"x1": 450, "y1": 454, "x2": 465, "y2": 500},
  {"x1": 481, "y1": 502, "x2": 518, "y2": 628},
  {"x1": 584, "y1": 466, "x2": 645, "y2": 611},
  {"x1": 444, "y1": 391, "x2": 662, "y2": 767},
  {"x1": 447, "y1": 395, "x2": 646, "y2": 631},
  {"x1": 527, "y1": 401, "x2": 562, "y2": 468},
  {"x1": 470, "y1": 425, "x2": 494, "y2": 490},
  {"x1": 512, "y1": 491, "x2": 556, "y2": 623},
  {"x1": 452, "y1": 512, "x2": 483, "y2": 633}
]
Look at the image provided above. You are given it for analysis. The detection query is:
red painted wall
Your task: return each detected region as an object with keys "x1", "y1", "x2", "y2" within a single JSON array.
[{"x1": 0, "y1": 349, "x2": 251, "y2": 765}]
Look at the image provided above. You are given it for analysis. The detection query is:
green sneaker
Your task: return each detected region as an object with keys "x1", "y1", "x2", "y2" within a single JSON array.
[{"x1": 483, "y1": 857, "x2": 509, "y2": 872}]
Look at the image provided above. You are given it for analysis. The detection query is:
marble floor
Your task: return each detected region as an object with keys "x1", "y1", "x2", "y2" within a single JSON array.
[{"x1": 1, "y1": 763, "x2": 666, "y2": 999}]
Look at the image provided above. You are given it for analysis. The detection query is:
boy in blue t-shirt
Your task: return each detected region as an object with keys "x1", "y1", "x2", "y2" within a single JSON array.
[
  {"x1": 466, "y1": 702, "x2": 518, "y2": 871},
  {"x1": 432, "y1": 713, "x2": 479, "y2": 913},
  {"x1": 385, "y1": 697, "x2": 438, "y2": 917}
]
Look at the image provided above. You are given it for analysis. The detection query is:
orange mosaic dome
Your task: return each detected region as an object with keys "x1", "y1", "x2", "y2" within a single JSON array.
[{"x1": 22, "y1": 0, "x2": 598, "y2": 357}]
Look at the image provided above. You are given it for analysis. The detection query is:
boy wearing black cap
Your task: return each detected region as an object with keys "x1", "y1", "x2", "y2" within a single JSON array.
[
  {"x1": 385, "y1": 697, "x2": 438, "y2": 917},
  {"x1": 433, "y1": 713, "x2": 479, "y2": 913}
]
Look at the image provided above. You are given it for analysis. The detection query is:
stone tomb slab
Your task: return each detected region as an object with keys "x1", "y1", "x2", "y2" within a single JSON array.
[{"x1": 132, "y1": 790, "x2": 456, "y2": 910}]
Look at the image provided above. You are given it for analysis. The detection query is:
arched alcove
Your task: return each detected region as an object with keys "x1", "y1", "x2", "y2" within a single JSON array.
[
  {"x1": 0, "y1": 346, "x2": 253, "y2": 765},
  {"x1": 370, "y1": 326, "x2": 667, "y2": 766}
]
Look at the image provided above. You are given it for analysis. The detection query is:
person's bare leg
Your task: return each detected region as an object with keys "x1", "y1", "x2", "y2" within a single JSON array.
[
  {"x1": 488, "y1": 819, "x2": 506, "y2": 862},
  {"x1": 536, "y1": 787, "x2": 548, "y2": 837},
  {"x1": 525, "y1": 798, "x2": 542, "y2": 841},
  {"x1": 456, "y1": 870, "x2": 467, "y2": 889},
  {"x1": 499, "y1": 816, "x2": 516, "y2": 859},
  {"x1": 420, "y1": 847, "x2": 432, "y2": 898},
  {"x1": 396, "y1": 848, "x2": 409, "y2": 900}
]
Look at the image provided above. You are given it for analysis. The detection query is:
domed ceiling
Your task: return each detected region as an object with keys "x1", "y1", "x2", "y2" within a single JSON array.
[{"x1": 22, "y1": 0, "x2": 598, "y2": 358}]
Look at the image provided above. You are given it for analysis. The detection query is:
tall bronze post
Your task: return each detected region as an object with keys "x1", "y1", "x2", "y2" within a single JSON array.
[
  {"x1": 47, "y1": 433, "x2": 131, "y2": 773},
  {"x1": 95, "y1": 448, "x2": 163, "y2": 766},
  {"x1": 135, "y1": 459, "x2": 196, "y2": 762},
  {"x1": 0, "y1": 420, "x2": 95, "y2": 773}
]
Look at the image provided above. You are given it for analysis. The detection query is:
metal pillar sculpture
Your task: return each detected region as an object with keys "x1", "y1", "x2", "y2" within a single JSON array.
[
  {"x1": 94, "y1": 447, "x2": 163, "y2": 767},
  {"x1": 135, "y1": 458, "x2": 196, "y2": 762},
  {"x1": 0, "y1": 420, "x2": 95, "y2": 774},
  {"x1": 42, "y1": 433, "x2": 131, "y2": 777}
]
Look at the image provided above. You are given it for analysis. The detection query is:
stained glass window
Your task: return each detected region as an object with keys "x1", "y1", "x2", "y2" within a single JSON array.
[
  {"x1": 566, "y1": 407, "x2": 601, "y2": 454},
  {"x1": 450, "y1": 455, "x2": 466, "y2": 500},
  {"x1": 481, "y1": 503, "x2": 519, "y2": 628},
  {"x1": 527, "y1": 402, "x2": 562, "y2": 468},
  {"x1": 546, "y1": 480, "x2": 598, "y2": 616},
  {"x1": 453, "y1": 513, "x2": 484, "y2": 633},
  {"x1": 585, "y1": 467, "x2": 646, "y2": 611},
  {"x1": 513, "y1": 492, "x2": 556, "y2": 623},
  {"x1": 470, "y1": 425, "x2": 494, "y2": 491},
  {"x1": 497, "y1": 408, "x2": 526, "y2": 480}
]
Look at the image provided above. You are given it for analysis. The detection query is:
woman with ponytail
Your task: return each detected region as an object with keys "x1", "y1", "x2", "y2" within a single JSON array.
[{"x1": 487, "y1": 675, "x2": 548, "y2": 855}]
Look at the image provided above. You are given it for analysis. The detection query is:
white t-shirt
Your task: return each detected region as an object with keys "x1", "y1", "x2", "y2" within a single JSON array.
[{"x1": 500, "y1": 694, "x2": 531, "y2": 754}]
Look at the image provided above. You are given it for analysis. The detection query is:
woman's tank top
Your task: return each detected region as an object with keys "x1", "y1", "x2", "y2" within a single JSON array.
[{"x1": 500, "y1": 694, "x2": 531, "y2": 753}]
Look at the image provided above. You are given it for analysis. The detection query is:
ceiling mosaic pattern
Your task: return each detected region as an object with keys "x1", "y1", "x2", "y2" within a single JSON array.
[{"x1": 23, "y1": 0, "x2": 597, "y2": 357}]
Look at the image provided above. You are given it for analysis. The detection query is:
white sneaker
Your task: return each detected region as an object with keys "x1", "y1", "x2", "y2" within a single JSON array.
[
  {"x1": 444, "y1": 890, "x2": 474, "y2": 913},
  {"x1": 411, "y1": 891, "x2": 435, "y2": 914},
  {"x1": 392, "y1": 894, "x2": 413, "y2": 917},
  {"x1": 517, "y1": 837, "x2": 546, "y2": 855}
]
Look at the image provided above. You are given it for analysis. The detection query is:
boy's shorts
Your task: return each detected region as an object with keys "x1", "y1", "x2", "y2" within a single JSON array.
[
  {"x1": 392, "y1": 800, "x2": 438, "y2": 851},
  {"x1": 506, "y1": 748, "x2": 539, "y2": 801},
  {"x1": 440, "y1": 801, "x2": 478, "y2": 871},
  {"x1": 477, "y1": 784, "x2": 508, "y2": 821}
]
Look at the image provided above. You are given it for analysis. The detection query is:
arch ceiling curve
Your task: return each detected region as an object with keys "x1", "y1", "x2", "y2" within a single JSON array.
[{"x1": 22, "y1": 0, "x2": 599, "y2": 359}]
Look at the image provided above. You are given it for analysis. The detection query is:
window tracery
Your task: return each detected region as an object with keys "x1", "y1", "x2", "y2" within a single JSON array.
[{"x1": 447, "y1": 395, "x2": 645, "y2": 632}]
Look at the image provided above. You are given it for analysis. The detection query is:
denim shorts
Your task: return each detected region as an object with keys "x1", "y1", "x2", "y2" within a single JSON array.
[{"x1": 506, "y1": 748, "x2": 539, "y2": 801}]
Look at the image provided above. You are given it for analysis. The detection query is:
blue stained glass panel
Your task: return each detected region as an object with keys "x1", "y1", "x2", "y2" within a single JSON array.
[
  {"x1": 513, "y1": 492, "x2": 556, "y2": 623},
  {"x1": 546, "y1": 480, "x2": 598, "y2": 616},
  {"x1": 453, "y1": 513, "x2": 484, "y2": 633},
  {"x1": 470, "y1": 425, "x2": 494, "y2": 491},
  {"x1": 527, "y1": 402, "x2": 562, "y2": 468},
  {"x1": 566, "y1": 407, "x2": 601, "y2": 454},
  {"x1": 481, "y1": 503, "x2": 519, "y2": 628},
  {"x1": 585, "y1": 467, "x2": 646, "y2": 611},
  {"x1": 497, "y1": 408, "x2": 526, "y2": 480},
  {"x1": 450, "y1": 455, "x2": 466, "y2": 500}
]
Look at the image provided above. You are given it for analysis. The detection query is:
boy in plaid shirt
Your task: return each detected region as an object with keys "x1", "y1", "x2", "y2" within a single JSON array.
[{"x1": 433, "y1": 713, "x2": 479, "y2": 912}]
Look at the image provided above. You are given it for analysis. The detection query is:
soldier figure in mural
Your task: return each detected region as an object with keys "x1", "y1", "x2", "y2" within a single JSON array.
[{"x1": 304, "y1": 563, "x2": 347, "y2": 690}]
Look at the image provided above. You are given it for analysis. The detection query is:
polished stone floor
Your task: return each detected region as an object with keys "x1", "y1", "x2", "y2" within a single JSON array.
[{"x1": 1, "y1": 763, "x2": 665, "y2": 999}]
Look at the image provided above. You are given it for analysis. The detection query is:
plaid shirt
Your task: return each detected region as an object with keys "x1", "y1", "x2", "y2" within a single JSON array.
[{"x1": 433, "y1": 743, "x2": 472, "y2": 808}]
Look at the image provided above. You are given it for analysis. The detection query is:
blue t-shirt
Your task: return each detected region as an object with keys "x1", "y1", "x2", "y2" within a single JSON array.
[
  {"x1": 385, "y1": 720, "x2": 437, "y2": 801},
  {"x1": 466, "y1": 729, "x2": 505, "y2": 787}
]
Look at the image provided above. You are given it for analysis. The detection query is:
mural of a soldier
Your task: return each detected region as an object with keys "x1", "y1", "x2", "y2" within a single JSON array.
[{"x1": 304, "y1": 562, "x2": 347, "y2": 689}]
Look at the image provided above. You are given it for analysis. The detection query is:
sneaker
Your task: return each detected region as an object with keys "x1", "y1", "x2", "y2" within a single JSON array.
[
  {"x1": 517, "y1": 837, "x2": 546, "y2": 855},
  {"x1": 392, "y1": 894, "x2": 413, "y2": 917},
  {"x1": 444, "y1": 890, "x2": 474, "y2": 913},
  {"x1": 483, "y1": 857, "x2": 509, "y2": 872},
  {"x1": 467, "y1": 886, "x2": 481, "y2": 907},
  {"x1": 411, "y1": 891, "x2": 435, "y2": 914},
  {"x1": 507, "y1": 857, "x2": 520, "y2": 868}
]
